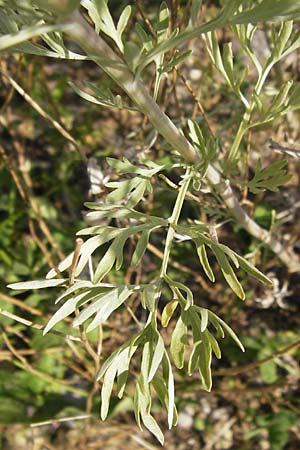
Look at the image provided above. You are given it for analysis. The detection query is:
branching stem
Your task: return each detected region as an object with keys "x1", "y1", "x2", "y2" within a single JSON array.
[
  {"x1": 63, "y1": 11, "x2": 299, "y2": 272},
  {"x1": 160, "y1": 166, "x2": 192, "y2": 277}
]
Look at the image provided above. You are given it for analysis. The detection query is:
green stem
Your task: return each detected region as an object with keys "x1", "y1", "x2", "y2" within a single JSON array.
[
  {"x1": 227, "y1": 61, "x2": 275, "y2": 163},
  {"x1": 160, "y1": 167, "x2": 192, "y2": 277}
]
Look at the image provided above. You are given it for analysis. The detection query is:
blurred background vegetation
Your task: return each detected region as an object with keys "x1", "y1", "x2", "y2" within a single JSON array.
[{"x1": 0, "y1": 1, "x2": 300, "y2": 449}]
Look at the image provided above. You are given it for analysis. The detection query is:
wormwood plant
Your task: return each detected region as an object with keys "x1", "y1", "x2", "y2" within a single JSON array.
[{"x1": 2, "y1": 0, "x2": 300, "y2": 443}]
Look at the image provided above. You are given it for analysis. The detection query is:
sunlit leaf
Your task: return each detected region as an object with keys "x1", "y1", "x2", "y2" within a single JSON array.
[
  {"x1": 7, "y1": 279, "x2": 67, "y2": 290},
  {"x1": 170, "y1": 316, "x2": 187, "y2": 369},
  {"x1": 101, "y1": 358, "x2": 118, "y2": 419},
  {"x1": 211, "y1": 243, "x2": 245, "y2": 299},
  {"x1": 194, "y1": 240, "x2": 215, "y2": 282},
  {"x1": 161, "y1": 300, "x2": 178, "y2": 327},
  {"x1": 43, "y1": 290, "x2": 92, "y2": 335},
  {"x1": 148, "y1": 333, "x2": 165, "y2": 382}
]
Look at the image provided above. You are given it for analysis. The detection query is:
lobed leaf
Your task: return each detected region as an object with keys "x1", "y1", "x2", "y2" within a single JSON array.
[
  {"x1": 207, "y1": 310, "x2": 245, "y2": 352},
  {"x1": 211, "y1": 243, "x2": 245, "y2": 299},
  {"x1": 43, "y1": 290, "x2": 92, "y2": 335},
  {"x1": 73, "y1": 286, "x2": 133, "y2": 331}
]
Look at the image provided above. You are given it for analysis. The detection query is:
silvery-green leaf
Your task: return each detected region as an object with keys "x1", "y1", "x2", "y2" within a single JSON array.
[
  {"x1": 0, "y1": 23, "x2": 65, "y2": 51},
  {"x1": 127, "y1": 179, "x2": 150, "y2": 208},
  {"x1": 55, "y1": 283, "x2": 112, "y2": 305},
  {"x1": 7, "y1": 278, "x2": 67, "y2": 290},
  {"x1": 206, "y1": 310, "x2": 225, "y2": 338},
  {"x1": 232, "y1": 2, "x2": 300, "y2": 25},
  {"x1": 161, "y1": 49, "x2": 192, "y2": 73},
  {"x1": 198, "y1": 340, "x2": 212, "y2": 391},
  {"x1": 124, "y1": 41, "x2": 141, "y2": 71},
  {"x1": 54, "y1": 280, "x2": 95, "y2": 304},
  {"x1": 281, "y1": 29, "x2": 300, "y2": 61},
  {"x1": 106, "y1": 178, "x2": 140, "y2": 203},
  {"x1": 141, "y1": 413, "x2": 164, "y2": 445},
  {"x1": 76, "y1": 233, "x2": 124, "y2": 277},
  {"x1": 163, "y1": 351, "x2": 175, "y2": 429},
  {"x1": 92, "y1": 224, "x2": 154, "y2": 282},
  {"x1": 41, "y1": 31, "x2": 85, "y2": 59},
  {"x1": 135, "y1": 22, "x2": 153, "y2": 54},
  {"x1": 211, "y1": 243, "x2": 245, "y2": 299},
  {"x1": 188, "y1": 341, "x2": 201, "y2": 375},
  {"x1": 141, "y1": 339, "x2": 152, "y2": 384},
  {"x1": 194, "y1": 240, "x2": 215, "y2": 282},
  {"x1": 116, "y1": 343, "x2": 138, "y2": 398},
  {"x1": 222, "y1": 42, "x2": 234, "y2": 84},
  {"x1": 205, "y1": 31, "x2": 229, "y2": 83},
  {"x1": 77, "y1": 225, "x2": 124, "y2": 236},
  {"x1": 116, "y1": 5, "x2": 131, "y2": 40},
  {"x1": 101, "y1": 358, "x2": 118, "y2": 420},
  {"x1": 142, "y1": 283, "x2": 160, "y2": 313},
  {"x1": 218, "y1": 243, "x2": 240, "y2": 269},
  {"x1": 188, "y1": 0, "x2": 203, "y2": 28},
  {"x1": 148, "y1": 333, "x2": 165, "y2": 382},
  {"x1": 43, "y1": 290, "x2": 92, "y2": 335},
  {"x1": 288, "y1": 83, "x2": 300, "y2": 111},
  {"x1": 70, "y1": 81, "x2": 112, "y2": 106},
  {"x1": 205, "y1": 330, "x2": 221, "y2": 359},
  {"x1": 170, "y1": 316, "x2": 187, "y2": 369},
  {"x1": 152, "y1": 374, "x2": 178, "y2": 426},
  {"x1": 92, "y1": 241, "x2": 118, "y2": 283},
  {"x1": 208, "y1": 310, "x2": 244, "y2": 351},
  {"x1": 227, "y1": 251, "x2": 272, "y2": 286},
  {"x1": 87, "y1": 286, "x2": 133, "y2": 331},
  {"x1": 46, "y1": 234, "x2": 116, "y2": 279},
  {"x1": 74, "y1": 286, "x2": 132, "y2": 330},
  {"x1": 97, "y1": 347, "x2": 122, "y2": 380},
  {"x1": 131, "y1": 230, "x2": 151, "y2": 265},
  {"x1": 133, "y1": 384, "x2": 142, "y2": 429},
  {"x1": 268, "y1": 81, "x2": 293, "y2": 115},
  {"x1": 107, "y1": 157, "x2": 163, "y2": 177},
  {"x1": 83, "y1": 0, "x2": 123, "y2": 51},
  {"x1": 183, "y1": 307, "x2": 202, "y2": 342},
  {"x1": 156, "y1": 2, "x2": 169, "y2": 43},
  {"x1": 72, "y1": 288, "x2": 116, "y2": 327},
  {"x1": 199, "y1": 307, "x2": 208, "y2": 332},
  {"x1": 105, "y1": 177, "x2": 152, "y2": 208}
]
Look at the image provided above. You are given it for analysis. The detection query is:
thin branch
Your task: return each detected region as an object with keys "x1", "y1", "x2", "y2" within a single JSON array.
[
  {"x1": 0, "y1": 68, "x2": 87, "y2": 163},
  {"x1": 175, "y1": 67, "x2": 216, "y2": 137},
  {"x1": 31, "y1": 414, "x2": 90, "y2": 428},
  {"x1": 214, "y1": 339, "x2": 300, "y2": 377},
  {"x1": 0, "y1": 134, "x2": 65, "y2": 263},
  {"x1": 147, "y1": 241, "x2": 216, "y2": 296},
  {"x1": 69, "y1": 238, "x2": 84, "y2": 286},
  {"x1": 1, "y1": 328, "x2": 87, "y2": 396},
  {"x1": 0, "y1": 292, "x2": 42, "y2": 316},
  {"x1": 0, "y1": 308, "x2": 81, "y2": 342}
]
